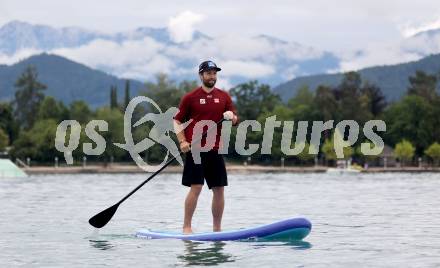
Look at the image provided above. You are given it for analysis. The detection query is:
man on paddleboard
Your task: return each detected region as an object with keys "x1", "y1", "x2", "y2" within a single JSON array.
[{"x1": 173, "y1": 60, "x2": 239, "y2": 234}]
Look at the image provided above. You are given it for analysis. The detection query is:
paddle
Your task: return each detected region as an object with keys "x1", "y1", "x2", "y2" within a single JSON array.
[{"x1": 89, "y1": 118, "x2": 226, "y2": 228}]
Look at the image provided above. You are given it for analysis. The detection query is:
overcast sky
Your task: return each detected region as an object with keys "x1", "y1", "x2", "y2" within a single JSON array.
[{"x1": 1, "y1": 0, "x2": 440, "y2": 51}]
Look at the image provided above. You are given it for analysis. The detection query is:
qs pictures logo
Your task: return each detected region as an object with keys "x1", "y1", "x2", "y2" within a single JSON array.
[{"x1": 55, "y1": 97, "x2": 387, "y2": 170}]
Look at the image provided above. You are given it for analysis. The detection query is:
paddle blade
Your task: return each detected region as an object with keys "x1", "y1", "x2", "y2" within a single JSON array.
[{"x1": 88, "y1": 203, "x2": 119, "y2": 228}]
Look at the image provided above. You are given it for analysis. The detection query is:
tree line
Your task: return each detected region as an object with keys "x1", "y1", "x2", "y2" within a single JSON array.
[{"x1": 0, "y1": 66, "x2": 440, "y2": 166}]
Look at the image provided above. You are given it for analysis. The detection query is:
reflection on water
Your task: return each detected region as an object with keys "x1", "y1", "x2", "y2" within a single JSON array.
[
  {"x1": 252, "y1": 240, "x2": 312, "y2": 250},
  {"x1": 89, "y1": 239, "x2": 115, "y2": 250},
  {"x1": 177, "y1": 241, "x2": 235, "y2": 266},
  {"x1": 87, "y1": 234, "x2": 130, "y2": 251},
  {"x1": 176, "y1": 239, "x2": 311, "y2": 266}
]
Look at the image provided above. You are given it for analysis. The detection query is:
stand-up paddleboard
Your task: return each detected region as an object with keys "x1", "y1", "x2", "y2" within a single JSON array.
[{"x1": 136, "y1": 217, "x2": 311, "y2": 241}]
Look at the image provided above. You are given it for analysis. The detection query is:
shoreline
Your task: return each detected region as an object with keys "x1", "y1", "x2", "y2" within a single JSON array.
[{"x1": 21, "y1": 164, "x2": 440, "y2": 175}]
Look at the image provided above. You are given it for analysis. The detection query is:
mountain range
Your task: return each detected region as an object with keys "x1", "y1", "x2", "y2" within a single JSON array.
[
  {"x1": 273, "y1": 53, "x2": 440, "y2": 101},
  {"x1": 1, "y1": 52, "x2": 439, "y2": 108},
  {"x1": 0, "y1": 53, "x2": 144, "y2": 107},
  {"x1": 1, "y1": 20, "x2": 440, "y2": 105}
]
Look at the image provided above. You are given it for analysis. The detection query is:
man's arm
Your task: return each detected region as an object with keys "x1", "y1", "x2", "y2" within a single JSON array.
[
  {"x1": 173, "y1": 119, "x2": 186, "y2": 143},
  {"x1": 173, "y1": 119, "x2": 190, "y2": 152},
  {"x1": 174, "y1": 94, "x2": 191, "y2": 152},
  {"x1": 225, "y1": 93, "x2": 239, "y2": 126}
]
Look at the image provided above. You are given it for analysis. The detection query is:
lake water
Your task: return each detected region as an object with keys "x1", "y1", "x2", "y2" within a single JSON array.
[{"x1": 1, "y1": 172, "x2": 439, "y2": 267}]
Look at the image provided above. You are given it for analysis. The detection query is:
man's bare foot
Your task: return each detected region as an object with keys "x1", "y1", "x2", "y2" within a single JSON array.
[
  {"x1": 183, "y1": 227, "x2": 193, "y2": 234},
  {"x1": 213, "y1": 228, "x2": 221, "y2": 232}
]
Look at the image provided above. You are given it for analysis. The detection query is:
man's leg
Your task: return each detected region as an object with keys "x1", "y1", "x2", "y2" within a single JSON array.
[
  {"x1": 183, "y1": 184, "x2": 203, "y2": 234},
  {"x1": 211, "y1": 186, "x2": 224, "y2": 232}
]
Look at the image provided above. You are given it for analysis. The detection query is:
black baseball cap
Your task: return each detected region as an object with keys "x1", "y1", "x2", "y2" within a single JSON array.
[{"x1": 198, "y1": 60, "x2": 221, "y2": 73}]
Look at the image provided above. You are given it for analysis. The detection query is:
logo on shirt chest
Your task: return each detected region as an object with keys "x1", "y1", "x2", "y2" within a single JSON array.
[{"x1": 199, "y1": 97, "x2": 220, "y2": 105}]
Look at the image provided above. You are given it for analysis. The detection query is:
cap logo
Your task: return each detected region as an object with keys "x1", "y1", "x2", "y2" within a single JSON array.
[{"x1": 208, "y1": 62, "x2": 215, "y2": 67}]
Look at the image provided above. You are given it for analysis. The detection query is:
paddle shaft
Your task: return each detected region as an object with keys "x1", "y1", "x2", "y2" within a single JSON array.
[{"x1": 117, "y1": 118, "x2": 226, "y2": 205}]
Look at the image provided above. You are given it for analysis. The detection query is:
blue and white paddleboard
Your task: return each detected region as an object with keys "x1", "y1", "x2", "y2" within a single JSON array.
[{"x1": 136, "y1": 217, "x2": 311, "y2": 241}]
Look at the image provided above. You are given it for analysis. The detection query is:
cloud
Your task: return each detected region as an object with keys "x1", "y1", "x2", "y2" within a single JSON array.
[
  {"x1": 401, "y1": 31, "x2": 440, "y2": 55},
  {"x1": 51, "y1": 37, "x2": 173, "y2": 80},
  {"x1": 280, "y1": 42, "x2": 323, "y2": 61},
  {"x1": 52, "y1": 37, "x2": 164, "y2": 67},
  {"x1": 399, "y1": 17, "x2": 440, "y2": 37},
  {"x1": 221, "y1": 60, "x2": 275, "y2": 78},
  {"x1": 117, "y1": 55, "x2": 175, "y2": 80},
  {"x1": 215, "y1": 35, "x2": 275, "y2": 60},
  {"x1": 0, "y1": 48, "x2": 42, "y2": 65},
  {"x1": 45, "y1": 33, "x2": 277, "y2": 81},
  {"x1": 215, "y1": 77, "x2": 233, "y2": 91},
  {"x1": 338, "y1": 24, "x2": 440, "y2": 72},
  {"x1": 338, "y1": 42, "x2": 421, "y2": 71},
  {"x1": 280, "y1": 65, "x2": 300, "y2": 80},
  {"x1": 166, "y1": 34, "x2": 323, "y2": 63},
  {"x1": 168, "y1": 10, "x2": 205, "y2": 43},
  {"x1": 164, "y1": 35, "x2": 276, "y2": 63}
]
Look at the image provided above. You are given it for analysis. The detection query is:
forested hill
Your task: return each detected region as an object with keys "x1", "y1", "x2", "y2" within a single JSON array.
[
  {"x1": 273, "y1": 54, "x2": 440, "y2": 102},
  {"x1": 0, "y1": 53, "x2": 145, "y2": 107}
]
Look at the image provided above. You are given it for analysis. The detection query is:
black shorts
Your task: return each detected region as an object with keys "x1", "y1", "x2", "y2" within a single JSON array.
[{"x1": 182, "y1": 150, "x2": 228, "y2": 189}]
